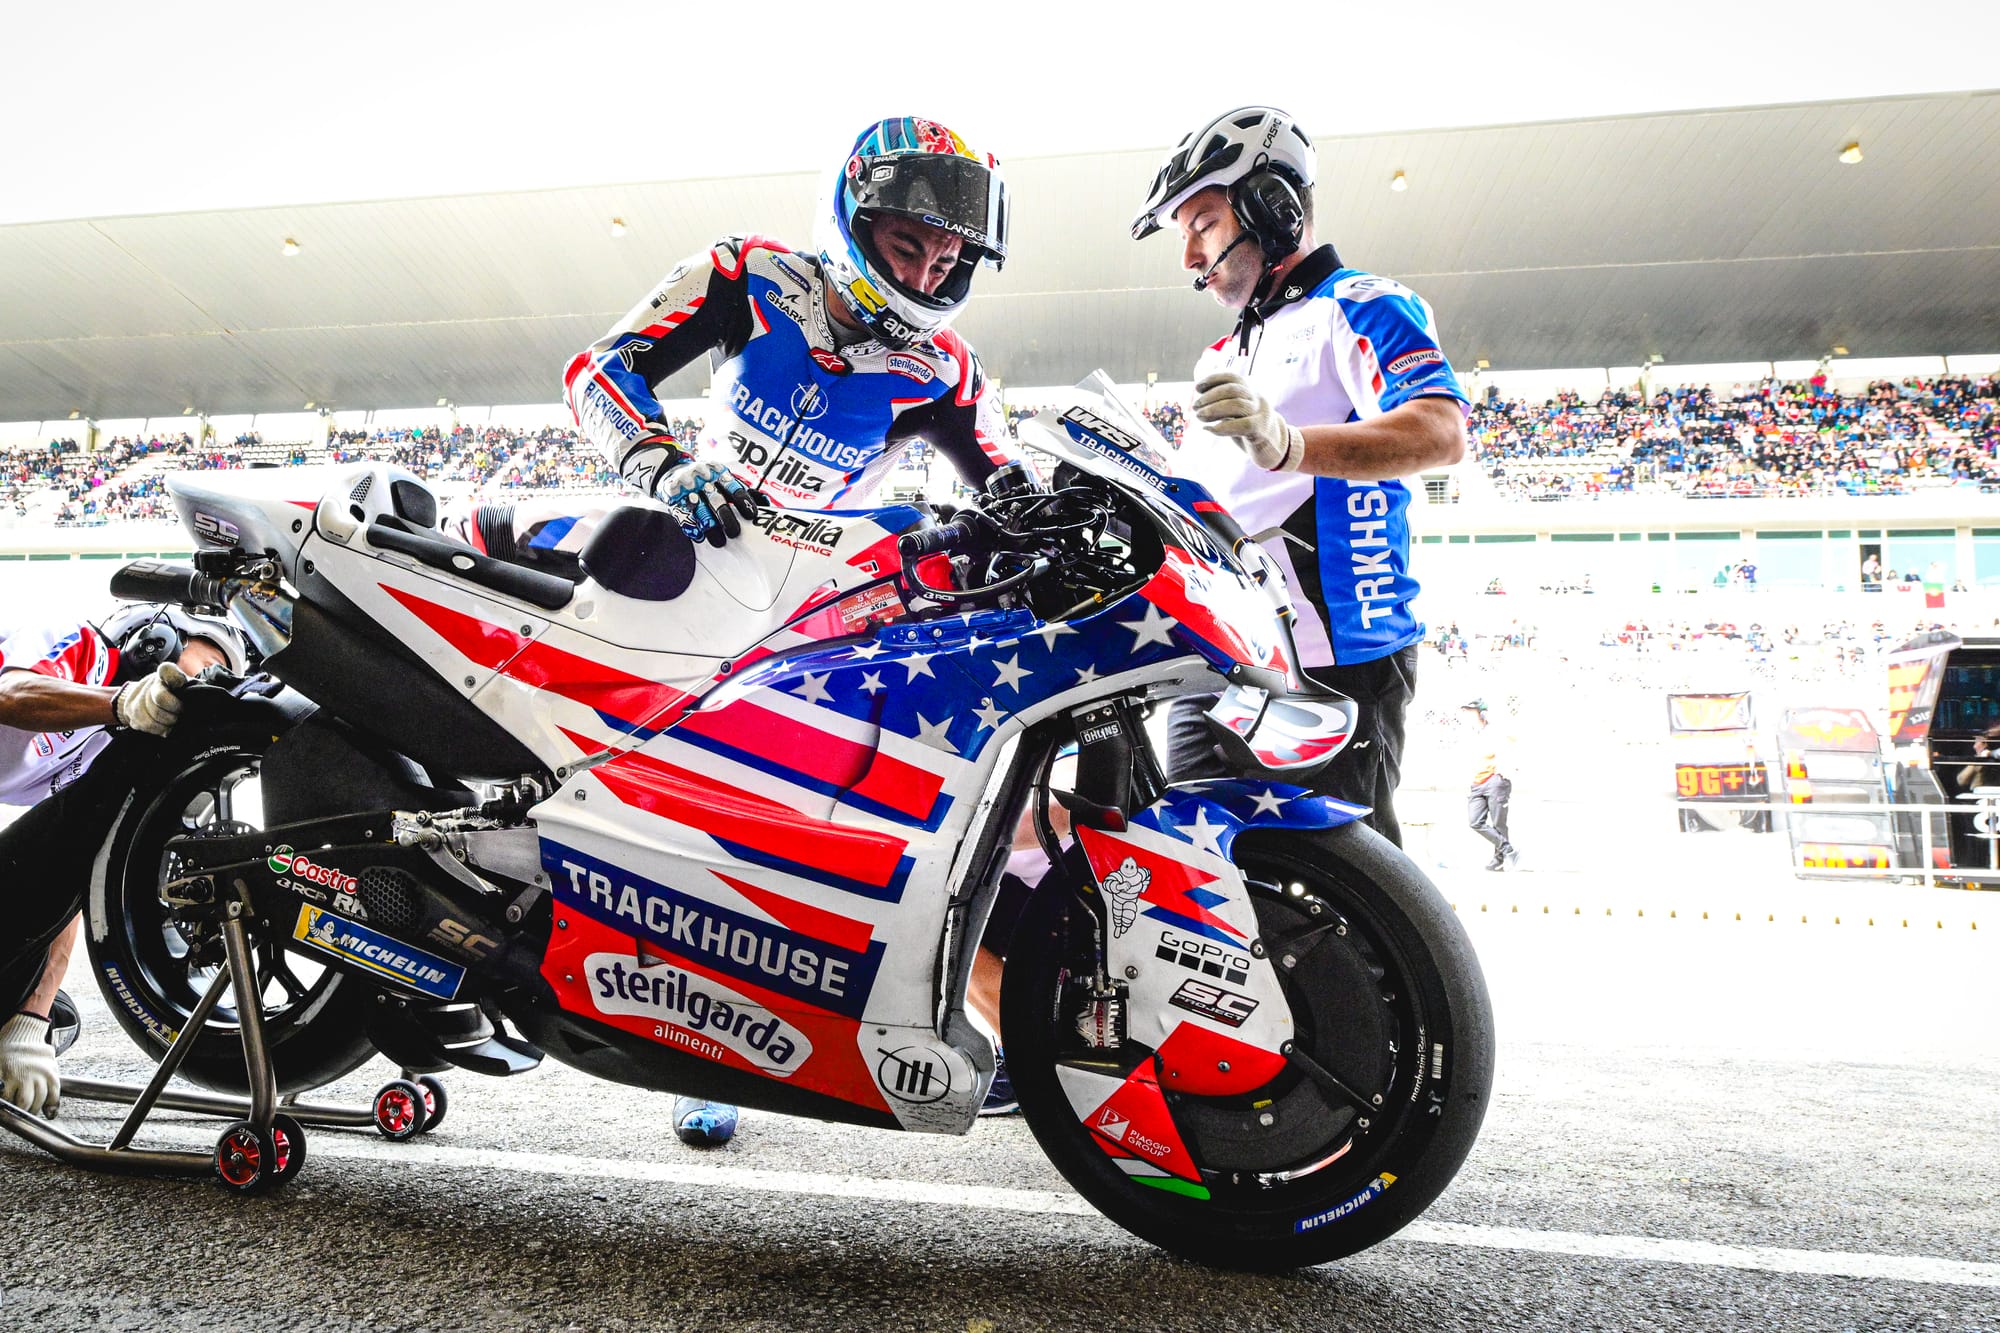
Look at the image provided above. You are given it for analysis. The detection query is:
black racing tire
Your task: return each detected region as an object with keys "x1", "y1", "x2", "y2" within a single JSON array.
[
  {"x1": 84, "y1": 724, "x2": 378, "y2": 1096},
  {"x1": 1003, "y1": 820, "x2": 1494, "y2": 1272}
]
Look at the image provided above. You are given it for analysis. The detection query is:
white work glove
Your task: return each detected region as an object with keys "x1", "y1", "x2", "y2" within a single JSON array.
[
  {"x1": 1193, "y1": 372, "x2": 1306, "y2": 472},
  {"x1": 112, "y1": 661, "x2": 189, "y2": 736},
  {"x1": 0, "y1": 1013, "x2": 59, "y2": 1117}
]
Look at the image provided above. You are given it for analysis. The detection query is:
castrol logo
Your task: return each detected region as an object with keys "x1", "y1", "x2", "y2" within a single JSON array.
[{"x1": 268, "y1": 845, "x2": 359, "y2": 896}]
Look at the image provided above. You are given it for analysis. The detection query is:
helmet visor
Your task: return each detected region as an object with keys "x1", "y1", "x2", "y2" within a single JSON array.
[{"x1": 850, "y1": 153, "x2": 1008, "y2": 264}]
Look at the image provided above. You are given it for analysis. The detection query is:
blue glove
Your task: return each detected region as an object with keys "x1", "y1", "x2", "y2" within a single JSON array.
[{"x1": 658, "y1": 460, "x2": 761, "y2": 547}]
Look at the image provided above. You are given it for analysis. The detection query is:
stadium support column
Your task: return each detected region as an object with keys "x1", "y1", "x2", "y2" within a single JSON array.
[{"x1": 311, "y1": 409, "x2": 330, "y2": 455}]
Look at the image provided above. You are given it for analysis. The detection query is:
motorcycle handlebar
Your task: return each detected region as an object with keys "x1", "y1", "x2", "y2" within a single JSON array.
[
  {"x1": 897, "y1": 515, "x2": 980, "y2": 564},
  {"x1": 109, "y1": 559, "x2": 227, "y2": 609}
]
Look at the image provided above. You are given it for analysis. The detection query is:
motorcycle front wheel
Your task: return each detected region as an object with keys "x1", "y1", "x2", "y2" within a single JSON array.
[{"x1": 1003, "y1": 819, "x2": 1494, "y2": 1271}]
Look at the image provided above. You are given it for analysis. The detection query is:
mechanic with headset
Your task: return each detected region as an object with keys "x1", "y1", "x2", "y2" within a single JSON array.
[
  {"x1": 1132, "y1": 106, "x2": 1470, "y2": 846},
  {"x1": 0, "y1": 604, "x2": 245, "y2": 1117},
  {"x1": 565, "y1": 116, "x2": 1037, "y2": 1140}
]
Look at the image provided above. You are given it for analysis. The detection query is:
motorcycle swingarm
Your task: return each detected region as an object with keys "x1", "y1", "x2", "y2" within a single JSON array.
[{"x1": 167, "y1": 828, "x2": 523, "y2": 1006}]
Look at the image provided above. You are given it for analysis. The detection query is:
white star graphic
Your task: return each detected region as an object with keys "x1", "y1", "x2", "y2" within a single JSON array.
[
  {"x1": 1073, "y1": 664, "x2": 1100, "y2": 685},
  {"x1": 991, "y1": 654, "x2": 1033, "y2": 692},
  {"x1": 793, "y1": 672, "x2": 832, "y2": 705},
  {"x1": 859, "y1": 671, "x2": 886, "y2": 695},
  {"x1": 1121, "y1": 603, "x2": 1178, "y2": 650},
  {"x1": 1029, "y1": 620, "x2": 1076, "y2": 651},
  {"x1": 913, "y1": 713, "x2": 958, "y2": 754},
  {"x1": 972, "y1": 699, "x2": 1007, "y2": 730},
  {"x1": 902, "y1": 652, "x2": 936, "y2": 681},
  {"x1": 1249, "y1": 787, "x2": 1288, "y2": 817},
  {"x1": 964, "y1": 633, "x2": 990, "y2": 653},
  {"x1": 1183, "y1": 805, "x2": 1226, "y2": 858},
  {"x1": 850, "y1": 640, "x2": 887, "y2": 660}
]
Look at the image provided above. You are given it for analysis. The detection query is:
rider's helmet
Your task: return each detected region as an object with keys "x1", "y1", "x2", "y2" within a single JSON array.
[
  {"x1": 1130, "y1": 106, "x2": 1316, "y2": 248},
  {"x1": 97, "y1": 602, "x2": 250, "y2": 681},
  {"x1": 814, "y1": 117, "x2": 1009, "y2": 349}
]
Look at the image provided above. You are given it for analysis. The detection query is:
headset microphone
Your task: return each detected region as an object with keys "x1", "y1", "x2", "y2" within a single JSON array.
[{"x1": 1192, "y1": 232, "x2": 1253, "y2": 291}]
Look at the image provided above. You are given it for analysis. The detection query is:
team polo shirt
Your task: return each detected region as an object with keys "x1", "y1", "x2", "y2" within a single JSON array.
[
  {"x1": 1178, "y1": 245, "x2": 1468, "y2": 669},
  {"x1": 0, "y1": 620, "x2": 117, "y2": 806}
]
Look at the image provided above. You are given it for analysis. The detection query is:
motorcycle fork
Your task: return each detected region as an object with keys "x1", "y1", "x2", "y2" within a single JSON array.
[{"x1": 1050, "y1": 697, "x2": 1164, "y2": 1047}]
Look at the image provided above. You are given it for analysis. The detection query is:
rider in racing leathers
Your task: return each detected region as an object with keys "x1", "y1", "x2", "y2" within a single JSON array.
[
  {"x1": 565, "y1": 116, "x2": 1029, "y2": 548},
  {"x1": 563, "y1": 116, "x2": 1030, "y2": 1139}
]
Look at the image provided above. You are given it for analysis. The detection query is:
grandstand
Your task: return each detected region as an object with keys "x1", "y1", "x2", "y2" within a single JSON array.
[{"x1": 2, "y1": 90, "x2": 1996, "y2": 600}]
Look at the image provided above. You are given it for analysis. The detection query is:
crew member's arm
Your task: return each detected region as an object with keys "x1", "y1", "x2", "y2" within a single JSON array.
[
  {"x1": 1194, "y1": 277, "x2": 1469, "y2": 480},
  {"x1": 0, "y1": 670, "x2": 117, "y2": 731},
  {"x1": 1292, "y1": 397, "x2": 1466, "y2": 479},
  {"x1": 18, "y1": 918, "x2": 79, "y2": 1021}
]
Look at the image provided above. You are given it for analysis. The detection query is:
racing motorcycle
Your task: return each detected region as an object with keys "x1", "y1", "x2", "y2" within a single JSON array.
[{"x1": 86, "y1": 375, "x2": 1491, "y2": 1270}]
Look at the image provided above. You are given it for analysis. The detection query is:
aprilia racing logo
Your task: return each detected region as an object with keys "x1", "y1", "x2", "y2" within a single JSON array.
[{"x1": 749, "y1": 507, "x2": 844, "y2": 556}]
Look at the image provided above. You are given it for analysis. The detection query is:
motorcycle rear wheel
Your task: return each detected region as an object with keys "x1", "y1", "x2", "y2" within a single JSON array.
[
  {"x1": 84, "y1": 726, "x2": 379, "y2": 1095},
  {"x1": 1003, "y1": 819, "x2": 1493, "y2": 1271}
]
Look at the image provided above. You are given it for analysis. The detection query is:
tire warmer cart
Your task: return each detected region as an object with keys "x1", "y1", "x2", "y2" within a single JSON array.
[{"x1": 0, "y1": 900, "x2": 445, "y2": 1193}]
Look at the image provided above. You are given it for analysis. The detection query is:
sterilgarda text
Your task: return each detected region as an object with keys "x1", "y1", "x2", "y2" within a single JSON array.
[{"x1": 548, "y1": 843, "x2": 883, "y2": 1019}]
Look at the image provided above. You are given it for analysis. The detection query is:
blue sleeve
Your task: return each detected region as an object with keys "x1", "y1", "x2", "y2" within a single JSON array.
[{"x1": 1336, "y1": 286, "x2": 1468, "y2": 414}]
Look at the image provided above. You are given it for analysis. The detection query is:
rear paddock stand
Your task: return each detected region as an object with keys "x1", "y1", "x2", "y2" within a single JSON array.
[{"x1": 0, "y1": 902, "x2": 446, "y2": 1192}]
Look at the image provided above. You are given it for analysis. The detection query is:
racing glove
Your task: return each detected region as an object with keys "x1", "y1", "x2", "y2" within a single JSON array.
[
  {"x1": 0, "y1": 1013, "x2": 59, "y2": 1117},
  {"x1": 1193, "y1": 372, "x2": 1306, "y2": 472},
  {"x1": 657, "y1": 459, "x2": 762, "y2": 548},
  {"x1": 111, "y1": 661, "x2": 189, "y2": 736}
]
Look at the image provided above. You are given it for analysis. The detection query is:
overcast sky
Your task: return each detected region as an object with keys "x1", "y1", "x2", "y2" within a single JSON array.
[{"x1": 4, "y1": 0, "x2": 1992, "y2": 224}]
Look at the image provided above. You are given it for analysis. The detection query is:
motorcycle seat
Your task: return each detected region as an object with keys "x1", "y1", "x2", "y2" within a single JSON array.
[{"x1": 579, "y1": 504, "x2": 697, "y2": 602}]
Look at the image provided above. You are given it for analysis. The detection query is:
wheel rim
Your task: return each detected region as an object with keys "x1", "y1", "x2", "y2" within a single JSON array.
[
  {"x1": 217, "y1": 1129, "x2": 263, "y2": 1186},
  {"x1": 1036, "y1": 845, "x2": 1438, "y2": 1212},
  {"x1": 112, "y1": 749, "x2": 341, "y2": 1045},
  {"x1": 377, "y1": 1090, "x2": 416, "y2": 1134}
]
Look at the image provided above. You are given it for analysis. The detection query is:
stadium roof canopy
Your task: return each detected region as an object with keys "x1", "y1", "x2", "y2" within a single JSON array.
[{"x1": 2, "y1": 90, "x2": 1996, "y2": 422}]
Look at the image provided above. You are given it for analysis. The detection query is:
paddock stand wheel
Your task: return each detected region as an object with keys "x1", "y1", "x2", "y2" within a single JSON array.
[
  {"x1": 214, "y1": 1120, "x2": 279, "y2": 1195},
  {"x1": 372, "y1": 1079, "x2": 429, "y2": 1141},
  {"x1": 415, "y1": 1075, "x2": 448, "y2": 1134},
  {"x1": 270, "y1": 1112, "x2": 308, "y2": 1184}
]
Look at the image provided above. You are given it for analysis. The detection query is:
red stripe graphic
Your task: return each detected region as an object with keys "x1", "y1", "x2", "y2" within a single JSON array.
[
  {"x1": 383, "y1": 586, "x2": 694, "y2": 731},
  {"x1": 568, "y1": 730, "x2": 909, "y2": 889},
  {"x1": 712, "y1": 872, "x2": 873, "y2": 954},
  {"x1": 677, "y1": 700, "x2": 943, "y2": 821},
  {"x1": 638, "y1": 296, "x2": 705, "y2": 340}
]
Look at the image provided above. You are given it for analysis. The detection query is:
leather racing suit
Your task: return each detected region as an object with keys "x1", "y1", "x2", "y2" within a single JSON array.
[{"x1": 565, "y1": 234, "x2": 1020, "y2": 508}]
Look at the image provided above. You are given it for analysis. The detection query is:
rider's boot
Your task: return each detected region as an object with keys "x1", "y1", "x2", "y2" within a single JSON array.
[{"x1": 672, "y1": 1096, "x2": 739, "y2": 1146}]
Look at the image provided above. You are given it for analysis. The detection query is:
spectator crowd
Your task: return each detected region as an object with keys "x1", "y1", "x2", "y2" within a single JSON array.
[
  {"x1": 1470, "y1": 373, "x2": 2000, "y2": 500},
  {"x1": 10, "y1": 373, "x2": 2000, "y2": 523}
]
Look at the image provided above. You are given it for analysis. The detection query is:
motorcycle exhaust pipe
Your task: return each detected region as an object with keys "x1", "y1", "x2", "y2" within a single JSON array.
[
  {"x1": 109, "y1": 558, "x2": 226, "y2": 608},
  {"x1": 109, "y1": 558, "x2": 294, "y2": 658}
]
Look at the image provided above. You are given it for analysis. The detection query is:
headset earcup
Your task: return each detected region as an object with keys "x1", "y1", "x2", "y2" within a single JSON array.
[{"x1": 1228, "y1": 170, "x2": 1305, "y2": 263}]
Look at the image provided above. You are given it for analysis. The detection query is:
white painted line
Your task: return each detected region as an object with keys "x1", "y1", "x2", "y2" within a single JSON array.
[
  {"x1": 303, "y1": 1138, "x2": 2000, "y2": 1288},
  {"x1": 1398, "y1": 1221, "x2": 2000, "y2": 1289}
]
